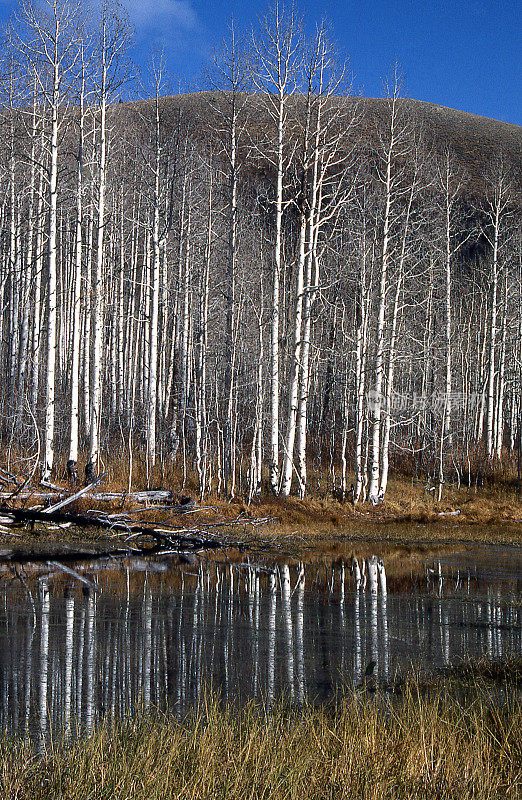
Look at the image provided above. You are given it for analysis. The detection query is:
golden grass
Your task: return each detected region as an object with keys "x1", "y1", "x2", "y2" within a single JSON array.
[
  {"x1": 2, "y1": 446, "x2": 522, "y2": 554},
  {"x1": 1, "y1": 671, "x2": 520, "y2": 800}
]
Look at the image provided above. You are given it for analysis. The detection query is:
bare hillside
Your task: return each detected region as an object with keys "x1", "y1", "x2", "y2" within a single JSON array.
[{"x1": 120, "y1": 92, "x2": 522, "y2": 192}]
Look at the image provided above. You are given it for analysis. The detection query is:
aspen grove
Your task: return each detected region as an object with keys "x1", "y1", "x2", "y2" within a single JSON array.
[{"x1": 0, "y1": 1, "x2": 521, "y2": 501}]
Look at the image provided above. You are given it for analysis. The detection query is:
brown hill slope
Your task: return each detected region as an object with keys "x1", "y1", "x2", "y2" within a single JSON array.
[
  {"x1": 119, "y1": 92, "x2": 522, "y2": 193},
  {"x1": 360, "y1": 97, "x2": 522, "y2": 184}
]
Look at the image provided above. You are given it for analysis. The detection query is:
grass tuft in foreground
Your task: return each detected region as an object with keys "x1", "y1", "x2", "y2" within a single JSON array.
[{"x1": 0, "y1": 676, "x2": 520, "y2": 799}]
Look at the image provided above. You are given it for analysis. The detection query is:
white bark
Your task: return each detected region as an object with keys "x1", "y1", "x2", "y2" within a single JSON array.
[
  {"x1": 486, "y1": 200, "x2": 499, "y2": 458},
  {"x1": 117, "y1": 189, "x2": 125, "y2": 417},
  {"x1": 438, "y1": 164, "x2": 454, "y2": 501},
  {"x1": 269, "y1": 93, "x2": 284, "y2": 493},
  {"x1": 379, "y1": 173, "x2": 415, "y2": 498},
  {"x1": 224, "y1": 102, "x2": 237, "y2": 497},
  {"x1": 295, "y1": 99, "x2": 323, "y2": 498},
  {"x1": 484, "y1": 163, "x2": 511, "y2": 459},
  {"x1": 88, "y1": 49, "x2": 107, "y2": 476},
  {"x1": 280, "y1": 208, "x2": 307, "y2": 496},
  {"x1": 354, "y1": 243, "x2": 369, "y2": 502},
  {"x1": 147, "y1": 77, "x2": 162, "y2": 469},
  {"x1": 68, "y1": 59, "x2": 85, "y2": 475},
  {"x1": 18, "y1": 81, "x2": 37, "y2": 400},
  {"x1": 368, "y1": 106, "x2": 394, "y2": 500},
  {"x1": 495, "y1": 275, "x2": 507, "y2": 459},
  {"x1": 31, "y1": 145, "x2": 45, "y2": 410},
  {"x1": 379, "y1": 264, "x2": 402, "y2": 498},
  {"x1": 252, "y1": 6, "x2": 301, "y2": 493},
  {"x1": 42, "y1": 44, "x2": 60, "y2": 481}
]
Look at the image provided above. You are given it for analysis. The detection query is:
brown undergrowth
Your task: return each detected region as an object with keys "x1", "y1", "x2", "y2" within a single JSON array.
[{"x1": 2, "y1": 452, "x2": 522, "y2": 554}]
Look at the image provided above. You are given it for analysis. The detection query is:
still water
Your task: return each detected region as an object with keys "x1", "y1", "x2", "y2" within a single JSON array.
[{"x1": 0, "y1": 543, "x2": 520, "y2": 742}]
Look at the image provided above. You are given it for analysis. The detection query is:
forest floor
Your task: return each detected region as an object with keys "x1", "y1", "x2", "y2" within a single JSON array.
[
  {"x1": 227, "y1": 481, "x2": 522, "y2": 543},
  {"x1": 1, "y1": 474, "x2": 522, "y2": 560}
]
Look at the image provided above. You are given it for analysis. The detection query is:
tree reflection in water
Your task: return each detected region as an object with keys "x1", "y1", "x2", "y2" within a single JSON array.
[{"x1": 0, "y1": 551, "x2": 519, "y2": 742}]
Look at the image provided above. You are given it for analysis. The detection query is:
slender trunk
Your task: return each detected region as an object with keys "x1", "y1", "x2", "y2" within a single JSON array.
[
  {"x1": 42, "y1": 55, "x2": 60, "y2": 481},
  {"x1": 68, "y1": 66, "x2": 85, "y2": 481},
  {"x1": 438, "y1": 187, "x2": 453, "y2": 500},
  {"x1": 281, "y1": 87, "x2": 313, "y2": 497},
  {"x1": 117, "y1": 189, "x2": 125, "y2": 417},
  {"x1": 249, "y1": 295, "x2": 264, "y2": 503},
  {"x1": 280, "y1": 209, "x2": 307, "y2": 496},
  {"x1": 224, "y1": 108, "x2": 237, "y2": 496},
  {"x1": 147, "y1": 91, "x2": 161, "y2": 469},
  {"x1": 82, "y1": 150, "x2": 95, "y2": 429},
  {"x1": 88, "y1": 59, "x2": 107, "y2": 478},
  {"x1": 9, "y1": 136, "x2": 19, "y2": 395},
  {"x1": 495, "y1": 275, "x2": 507, "y2": 459},
  {"x1": 379, "y1": 177, "x2": 414, "y2": 498},
  {"x1": 269, "y1": 90, "x2": 284, "y2": 493},
  {"x1": 32, "y1": 138, "x2": 45, "y2": 409},
  {"x1": 486, "y1": 201, "x2": 500, "y2": 458},
  {"x1": 196, "y1": 172, "x2": 212, "y2": 498},
  {"x1": 354, "y1": 241, "x2": 368, "y2": 502},
  {"x1": 295, "y1": 102, "x2": 322, "y2": 498},
  {"x1": 368, "y1": 123, "x2": 394, "y2": 501},
  {"x1": 18, "y1": 85, "x2": 37, "y2": 400}
]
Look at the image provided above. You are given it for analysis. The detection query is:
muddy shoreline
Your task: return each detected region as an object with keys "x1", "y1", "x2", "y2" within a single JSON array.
[{"x1": 1, "y1": 479, "x2": 522, "y2": 564}]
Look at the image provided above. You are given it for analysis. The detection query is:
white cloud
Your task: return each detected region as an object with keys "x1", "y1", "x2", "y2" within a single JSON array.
[{"x1": 121, "y1": 0, "x2": 197, "y2": 33}]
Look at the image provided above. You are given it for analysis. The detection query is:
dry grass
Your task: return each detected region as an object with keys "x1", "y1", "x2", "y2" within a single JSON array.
[
  {"x1": 18, "y1": 445, "x2": 522, "y2": 526},
  {"x1": 2, "y1": 448, "x2": 522, "y2": 555},
  {"x1": 0, "y1": 671, "x2": 520, "y2": 800}
]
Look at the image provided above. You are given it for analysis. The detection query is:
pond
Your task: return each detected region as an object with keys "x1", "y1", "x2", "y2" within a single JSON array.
[{"x1": 0, "y1": 541, "x2": 520, "y2": 744}]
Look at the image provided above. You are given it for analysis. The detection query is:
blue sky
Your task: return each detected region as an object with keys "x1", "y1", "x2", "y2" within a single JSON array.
[{"x1": 1, "y1": 1, "x2": 520, "y2": 125}]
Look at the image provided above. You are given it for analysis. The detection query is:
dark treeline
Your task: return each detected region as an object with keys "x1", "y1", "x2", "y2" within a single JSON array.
[{"x1": 1, "y1": 0, "x2": 521, "y2": 501}]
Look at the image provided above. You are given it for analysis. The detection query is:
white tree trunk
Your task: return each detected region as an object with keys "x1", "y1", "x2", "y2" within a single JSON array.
[
  {"x1": 295, "y1": 106, "x2": 323, "y2": 498},
  {"x1": 224, "y1": 111, "x2": 237, "y2": 496},
  {"x1": 280, "y1": 210, "x2": 307, "y2": 496},
  {"x1": 368, "y1": 107, "x2": 395, "y2": 501},
  {"x1": 495, "y1": 276, "x2": 507, "y2": 459},
  {"x1": 18, "y1": 87, "x2": 36, "y2": 400},
  {"x1": 438, "y1": 182, "x2": 453, "y2": 501},
  {"x1": 42, "y1": 57, "x2": 60, "y2": 481},
  {"x1": 31, "y1": 144, "x2": 44, "y2": 410},
  {"x1": 354, "y1": 246, "x2": 368, "y2": 502},
  {"x1": 88, "y1": 60, "x2": 107, "y2": 476},
  {"x1": 379, "y1": 266, "x2": 402, "y2": 498},
  {"x1": 269, "y1": 92, "x2": 285, "y2": 493},
  {"x1": 147, "y1": 89, "x2": 162, "y2": 469},
  {"x1": 117, "y1": 190, "x2": 125, "y2": 418},
  {"x1": 68, "y1": 66, "x2": 85, "y2": 479},
  {"x1": 486, "y1": 201, "x2": 500, "y2": 458},
  {"x1": 379, "y1": 176, "x2": 414, "y2": 498}
]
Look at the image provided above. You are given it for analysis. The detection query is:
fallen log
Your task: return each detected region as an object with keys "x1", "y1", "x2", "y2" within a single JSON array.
[
  {"x1": 47, "y1": 560, "x2": 98, "y2": 590},
  {"x1": 0, "y1": 546, "x2": 199, "y2": 570},
  {"x1": 125, "y1": 490, "x2": 175, "y2": 504},
  {"x1": 39, "y1": 479, "x2": 65, "y2": 492},
  {"x1": 0, "y1": 506, "x2": 220, "y2": 550},
  {"x1": 0, "y1": 493, "x2": 56, "y2": 502},
  {"x1": 71, "y1": 489, "x2": 175, "y2": 504},
  {"x1": 0, "y1": 546, "x2": 143, "y2": 565},
  {"x1": 43, "y1": 474, "x2": 106, "y2": 513},
  {"x1": 0, "y1": 489, "x2": 175, "y2": 505}
]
